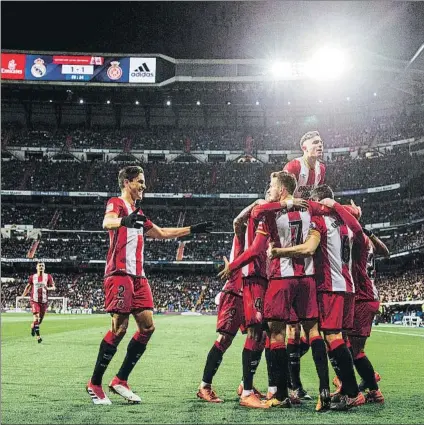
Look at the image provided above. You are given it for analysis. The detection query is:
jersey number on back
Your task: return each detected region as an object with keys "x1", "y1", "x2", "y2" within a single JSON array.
[{"x1": 289, "y1": 220, "x2": 303, "y2": 247}]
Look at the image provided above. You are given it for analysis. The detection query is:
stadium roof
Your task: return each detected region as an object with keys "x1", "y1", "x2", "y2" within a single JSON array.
[{"x1": 2, "y1": 1, "x2": 424, "y2": 64}]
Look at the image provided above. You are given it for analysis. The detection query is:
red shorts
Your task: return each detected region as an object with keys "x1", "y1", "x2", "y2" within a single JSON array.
[
  {"x1": 318, "y1": 292, "x2": 355, "y2": 332},
  {"x1": 216, "y1": 291, "x2": 246, "y2": 336},
  {"x1": 104, "y1": 274, "x2": 153, "y2": 313},
  {"x1": 242, "y1": 277, "x2": 267, "y2": 327},
  {"x1": 31, "y1": 301, "x2": 47, "y2": 317},
  {"x1": 348, "y1": 301, "x2": 380, "y2": 337},
  {"x1": 264, "y1": 277, "x2": 318, "y2": 323}
]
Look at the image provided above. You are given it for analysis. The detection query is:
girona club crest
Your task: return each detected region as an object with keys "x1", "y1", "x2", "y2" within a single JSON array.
[{"x1": 107, "y1": 61, "x2": 123, "y2": 80}]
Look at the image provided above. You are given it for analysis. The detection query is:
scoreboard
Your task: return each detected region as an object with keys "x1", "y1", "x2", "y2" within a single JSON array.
[{"x1": 1, "y1": 52, "x2": 174, "y2": 85}]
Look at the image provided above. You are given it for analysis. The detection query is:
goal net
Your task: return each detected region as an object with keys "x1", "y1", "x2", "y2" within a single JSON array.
[{"x1": 15, "y1": 296, "x2": 68, "y2": 313}]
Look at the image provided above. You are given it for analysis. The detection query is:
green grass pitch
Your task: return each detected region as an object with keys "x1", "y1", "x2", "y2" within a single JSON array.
[{"x1": 2, "y1": 314, "x2": 424, "y2": 424}]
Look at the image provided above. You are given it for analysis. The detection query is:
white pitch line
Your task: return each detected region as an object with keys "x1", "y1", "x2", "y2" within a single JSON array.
[{"x1": 373, "y1": 330, "x2": 424, "y2": 338}]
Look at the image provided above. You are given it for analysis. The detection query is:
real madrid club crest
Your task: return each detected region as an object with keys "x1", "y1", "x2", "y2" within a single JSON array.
[
  {"x1": 107, "y1": 61, "x2": 122, "y2": 80},
  {"x1": 31, "y1": 58, "x2": 47, "y2": 78}
]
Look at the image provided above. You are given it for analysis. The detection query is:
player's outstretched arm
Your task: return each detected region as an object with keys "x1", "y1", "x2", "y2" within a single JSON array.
[
  {"x1": 268, "y1": 231, "x2": 321, "y2": 259},
  {"x1": 364, "y1": 228, "x2": 390, "y2": 258},
  {"x1": 145, "y1": 221, "x2": 213, "y2": 239},
  {"x1": 217, "y1": 232, "x2": 268, "y2": 280}
]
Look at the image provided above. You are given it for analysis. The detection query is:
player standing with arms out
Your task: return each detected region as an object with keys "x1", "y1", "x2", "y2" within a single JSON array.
[
  {"x1": 22, "y1": 262, "x2": 56, "y2": 343},
  {"x1": 86, "y1": 165, "x2": 212, "y2": 405},
  {"x1": 283, "y1": 130, "x2": 325, "y2": 399},
  {"x1": 269, "y1": 185, "x2": 365, "y2": 411}
]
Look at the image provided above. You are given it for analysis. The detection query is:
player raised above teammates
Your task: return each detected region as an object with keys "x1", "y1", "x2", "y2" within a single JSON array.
[
  {"x1": 86, "y1": 165, "x2": 212, "y2": 405},
  {"x1": 284, "y1": 131, "x2": 325, "y2": 198},
  {"x1": 268, "y1": 185, "x2": 366, "y2": 411},
  {"x1": 283, "y1": 130, "x2": 325, "y2": 396},
  {"x1": 22, "y1": 262, "x2": 56, "y2": 344}
]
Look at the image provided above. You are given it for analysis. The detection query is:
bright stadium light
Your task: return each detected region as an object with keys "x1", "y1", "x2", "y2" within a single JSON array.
[
  {"x1": 287, "y1": 101, "x2": 291, "y2": 105},
  {"x1": 255, "y1": 100, "x2": 260, "y2": 106},
  {"x1": 166, "y1": 100, "x2": 171, "y2": 106},
  {"x1": 79, "y1": 99, "x2": 84, "y2": 104},
  {"x1": 196, "y1": 100, "x2": 201, "y2": 106},
  {"x1": 305, "y1": 47, "x2": 349, "y2": 80},
  {"x1": 270, "y1": 61, "x2": 292, "y2": 79},
  {"x1": 106, "y1": 100, "x2": 111, "y2": 104},
  {"x1": 135, "y1": 100, "x2": 139, "y2": 105},
  {"x1": 373, "y1": 92, "x2": 377, "y2": 97}
]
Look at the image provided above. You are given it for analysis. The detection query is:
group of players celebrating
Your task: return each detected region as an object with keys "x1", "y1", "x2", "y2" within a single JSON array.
[
  {"x1": 22, "y1": 130, "x2": 388, "y2": 411},
  {"x1": 197, "y1": 130, "x2": 389, "y2": 411}
]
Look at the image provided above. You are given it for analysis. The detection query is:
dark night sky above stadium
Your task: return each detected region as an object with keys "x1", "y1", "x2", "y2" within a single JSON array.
[{"x1": 2, "y1": 1, "x2": 424, "y2": 61}]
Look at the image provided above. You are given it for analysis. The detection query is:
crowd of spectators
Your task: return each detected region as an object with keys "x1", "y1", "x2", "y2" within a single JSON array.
[
  {"x1": 2, "y1": 151, "x2": 424, "y2": 194},
  {"x1": 1, "y1": 267, "x2": 422, "y2": 312},
  {"x1": 2, "y1": 196, "x2": 424, "y2": 234},
  {"x1": 377, "y1": 268, "x2": 424, "y2": 303},
  {"x1": 2, "y1": 110, "x2": 423, "y2": 151},
  {"x1": 2, "y1": 224, "x2": 423, "y2": 262}
]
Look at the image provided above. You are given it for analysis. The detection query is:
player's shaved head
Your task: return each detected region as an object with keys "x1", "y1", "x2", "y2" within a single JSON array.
[
  {"x1": 310, "y1": 184, "x2": 334, "y2": 201},
  {"x1": 118, "y1": 165, "x2": 144, "y2": 189}
]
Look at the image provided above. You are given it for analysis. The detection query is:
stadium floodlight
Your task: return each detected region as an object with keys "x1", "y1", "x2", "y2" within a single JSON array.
[
  {"x1": 196, "y1": 100, "x2": 201, "y2": 106},
  {"x1": 255, "y1": 100, "x2": 260, "y2": 105},
  {"x1": 305, "y1": 47, "x2": 348, "y2": 80},
  {"x1": 226, "y1": 101, "x2": 231, "y2": 105},
  {"x1": 135, "y1": 100, "x2": 139, "y2": 105},
  {"x1": 270, "y1": 61, "x2": 292, "y2": 79},
  {"x1": 106, "y1": 100, "x2": 111, "y2": 104},
  {"x1": 49, "y1": 100, "x2": 53, "y2": 103},
  {"x1": 287, "y1": 101, "x2": 291, "y2": 105},
  {"x1": 374, "y1": 92, "x2": 377, "y2": 97},
  {"x1": 166, "y1": 100, "x2": 171, "y2": 106},
  {"x1": 346, "y1": 96, "x2": 350, "y2": 101},
  {"x1": 79, "y1": 99, "x2": 84, "y2": 104}
]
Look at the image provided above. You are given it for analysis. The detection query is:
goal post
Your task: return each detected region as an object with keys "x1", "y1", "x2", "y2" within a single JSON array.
[{"x1": 15, "y1": 296, "x2": 68, "y2": 313}]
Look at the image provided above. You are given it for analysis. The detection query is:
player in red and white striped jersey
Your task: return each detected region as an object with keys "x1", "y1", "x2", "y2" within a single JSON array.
[
  {"x1": 283, "y1": 131, "x2": 326, "y2": 198},
  {"x1": 217, "y1": 199, "x2": 281, "y2": 409},
  {"x1": 22, "y1": 262, "x2": 55, "y2": 343},
  {"x1": 258, "y1": 172, "x2": 331, "y2": 409},
  {"x1": 346, "y1": 227, "x2": 389, "y2": 403},
  {"x1": 269, "y1": 185, "x2": 366, "y2": 410},
  {"x1": 283, "y1": 131, "x2": 325, "y2": 398},
  {"x1": 87, "y1": 165, "x2": 213, "y2": 405},
  {"x1": 219, "y1": 182, "x2": 311, "y2": 408},
  {"x1": 197, "y1": 227, "x2": 245, "y2": 404}
]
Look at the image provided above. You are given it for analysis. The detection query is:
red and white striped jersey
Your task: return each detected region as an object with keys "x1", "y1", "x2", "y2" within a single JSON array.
[
  {"x1": 310, "y1": 215, "x2": 355, "y2": 293},
  {"x1": 104, "y1": 197, "x2": 154, "y2": 278},
  {"x1": 241, "y1": 212, "x2": 272, "y2": 278},
  {"x1": 268, "y1": 209, "x2": 315, "y2": 279},
  {"x1": 29, "y1": 273, "x2": 54, "y2": 304},
  {"x1": 222, "y1": 234, "x2": 245, "y2": 295},
  {"x1": 284, "y1": 157, "x2": 326, "y2": 198},
  {"x1": 352, "y1": 235, "x2": 379, "y2": 301}
]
